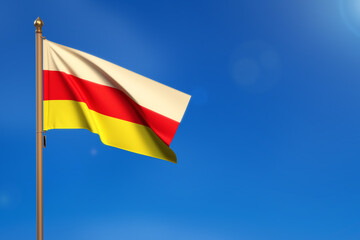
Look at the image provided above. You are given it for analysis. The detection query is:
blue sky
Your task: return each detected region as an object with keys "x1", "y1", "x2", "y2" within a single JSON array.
[{"x1": 1, "y1": 0, "x2": 360, "y2": 239}]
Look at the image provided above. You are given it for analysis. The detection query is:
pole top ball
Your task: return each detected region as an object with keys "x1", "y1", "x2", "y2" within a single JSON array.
[{"x1": 34, "y1": 17, "x2": 43, "y2": 33}]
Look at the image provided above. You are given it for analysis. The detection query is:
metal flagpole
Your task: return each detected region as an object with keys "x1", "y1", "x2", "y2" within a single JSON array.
[{"x1": 34, "y1": 17, "x2": 44, "y2": 240}]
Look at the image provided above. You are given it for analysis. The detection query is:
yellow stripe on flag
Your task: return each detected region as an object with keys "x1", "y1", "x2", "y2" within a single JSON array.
[{"x1": 44, "y1": 100, "x2": 177, "y2": 163}]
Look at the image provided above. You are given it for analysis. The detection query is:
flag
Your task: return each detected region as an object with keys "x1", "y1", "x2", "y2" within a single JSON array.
[{"x1": 43, "y1": 40, "x2": 191, "y2": 163}]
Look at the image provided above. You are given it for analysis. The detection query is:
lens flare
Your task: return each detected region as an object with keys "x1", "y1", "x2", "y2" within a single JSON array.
[{"x1": 340, "y1": 0, "x2": 360, "y2": 37}]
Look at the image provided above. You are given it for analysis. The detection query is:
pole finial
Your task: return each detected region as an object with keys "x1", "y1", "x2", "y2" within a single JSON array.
[{"x1": 34, "y1": 17, "x2": 43, "y2": 33}]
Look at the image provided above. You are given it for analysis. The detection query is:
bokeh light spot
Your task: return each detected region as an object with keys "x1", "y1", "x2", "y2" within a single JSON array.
[{"x1": 230, "y1": 41, "x2": 281, "y2": 93}]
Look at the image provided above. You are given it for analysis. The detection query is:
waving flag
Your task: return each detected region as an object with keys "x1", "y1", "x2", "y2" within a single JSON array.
[{"x1": 43, "y1": 39, "x2": 190, "y2": 163}]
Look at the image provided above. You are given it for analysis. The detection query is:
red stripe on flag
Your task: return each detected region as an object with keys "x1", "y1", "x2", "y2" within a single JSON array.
[{"x1": 43, "y1": 70, "x2": 179, "y2": 146}]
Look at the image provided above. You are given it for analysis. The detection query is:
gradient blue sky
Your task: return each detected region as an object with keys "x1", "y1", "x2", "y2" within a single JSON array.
[{"x1": 1, "y1": 0, "x2": 360, "y2": 239}]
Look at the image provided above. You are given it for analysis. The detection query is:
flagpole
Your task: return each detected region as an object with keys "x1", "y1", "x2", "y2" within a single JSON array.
[{"x1": 34, "y1": 17, "x2": 44, "y2": 240}]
